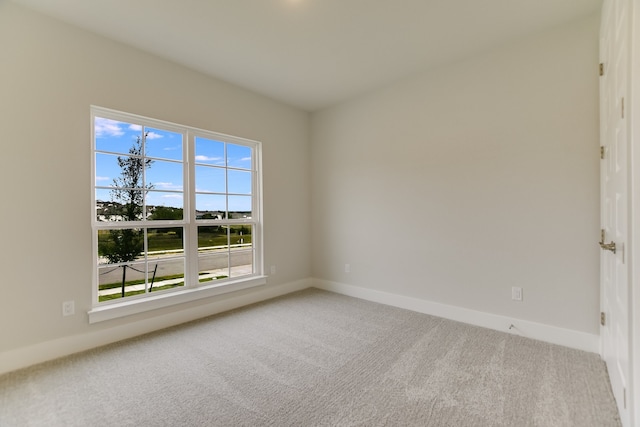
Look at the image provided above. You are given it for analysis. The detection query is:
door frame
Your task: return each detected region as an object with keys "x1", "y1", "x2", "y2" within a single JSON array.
[{"x1": 629, "y1": 0, "x2": 639, "y2": 421}]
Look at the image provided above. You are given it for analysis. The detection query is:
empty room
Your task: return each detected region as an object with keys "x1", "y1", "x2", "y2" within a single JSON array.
[{"x1": 0, "y1": 0, "x2": 638, "y2": 425}]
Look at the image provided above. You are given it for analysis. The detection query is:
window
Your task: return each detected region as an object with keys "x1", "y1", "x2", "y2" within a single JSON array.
[{"x1": 90, "y1": 106, "x2": 264, "y2": 322}]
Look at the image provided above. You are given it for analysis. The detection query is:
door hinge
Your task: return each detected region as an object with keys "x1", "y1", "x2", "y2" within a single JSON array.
[
  {"x1": 601, "y1": 312, "x2": 606, "y2": 326},
  {"x1": 600, "y1": 146, "x2": 605, "y2": 159},
  {"x1": 600, "y1": 63, "x2": 605, "y2": 76}
]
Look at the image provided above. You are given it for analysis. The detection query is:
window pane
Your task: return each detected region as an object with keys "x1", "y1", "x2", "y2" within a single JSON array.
[
  {"x1": 96, "y1": 153, "x2": 147, "y2": 194},
  {"x1": 228, "y1": 195, "x2": 252, "y2": 219},
  {"x1": 146, "y1": 191, "x2": 184, "y2": 210},
  {"x1": 229, "y1": 225, "x2": 252, "y2": 246},
  {"x1": 145, "y1": 127, "x2": 182, "y2": 161},
  {"x1": 96, "y1": 188, "x2": 111, "y2": 202},
  {"x1": 98, "y1": 265, "x2": 123, "y2": 295},
  {"x1": 196, "y1": 165, "x2": 225, "y2": 193},
  {"x1": 146, "y1": 186, "x2": 184, "y2": 217},
  {"x1": 95, "y1": 153, "x2": 121, "y2": 188},
  {"x1": 96, "y1": 191, "x2": 145, "y2": 222},
  {"x1": 95, "y1": 117, "x2": 142, "y2": 154},
  {"x1": 227, "y1": 143, "x2": 252, "y2": 169},
  {"x1": 98, "y1": 262, "x2": 146, "y2": 303},
  {"x1": 230, "y1": 225, "x2": 252, "y2": 278},
  {"x1": 148, "y1": 259, "x2": 185, "y2": 293},
  {"x1": 198, "y1": 225, "x2": 228, "y2": 248},
  {"x1": 147, "y1": 227, "x2": 184, "y2": 254},
  {"x1": 97, "y1": 228, "x2": 144, "y2": 264},
  {"x1": 230, "y1": 250, "x2": 253, "y2": 278},
  {"x1": 228, "y1": 170, "x2": 252, "y2": 195},
  {"x1": 198, "y1": 254, "x2": 229, "y2": 283},
  {"x1": 196, "y1": 194, "x2": 226, "y2": 220},
  {"x1": 97, "y1": 151, "x2": 148, "y2": 221},
  {"x1": 146, "y1": 160, "x2": 183, "y2": 192},
  {"x1": 198, "y1": 225, "x2": 229, "y2": 282},
  {"x1": 96, "y1": 190, "x2": 120, "y2": 222},
  {"x1": 195, "y1": 137, "x2": 225, "y2": 166},
  {"x1": 147, "y1": 202, "x2": 184, "y2": 221}
]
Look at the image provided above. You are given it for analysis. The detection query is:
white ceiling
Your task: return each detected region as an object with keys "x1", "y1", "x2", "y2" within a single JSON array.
[{"x1": 11, "y1": 0, "x2": 602, "y2": 111}]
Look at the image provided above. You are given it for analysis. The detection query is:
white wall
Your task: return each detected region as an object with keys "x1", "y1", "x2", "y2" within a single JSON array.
[
  {"x1": 311, "y1": 14, "x2": 601, "y2": 335},
  {"x1": 0, "y1": 2, "x2": 310, "y2": 361}
]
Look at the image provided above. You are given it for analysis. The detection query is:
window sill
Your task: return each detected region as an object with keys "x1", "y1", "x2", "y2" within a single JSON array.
[{"x1": 88, "y1": 276, "x2": 267, "y2": 324}]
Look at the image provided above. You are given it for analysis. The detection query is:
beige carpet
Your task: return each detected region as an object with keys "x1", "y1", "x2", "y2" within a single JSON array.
[{"x1": 0, "y1": 288, "x2": 620, "y2": 426}]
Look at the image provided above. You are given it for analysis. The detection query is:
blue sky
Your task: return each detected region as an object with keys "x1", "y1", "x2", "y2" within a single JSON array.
[{"x1": 95, "y1": 117, "x2": 252, "y2": 213}]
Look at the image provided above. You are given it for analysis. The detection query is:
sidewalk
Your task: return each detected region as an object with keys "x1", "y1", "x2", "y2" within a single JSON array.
[{"x1": 98, "y1": 264, "x2": 253, "y2": 297}]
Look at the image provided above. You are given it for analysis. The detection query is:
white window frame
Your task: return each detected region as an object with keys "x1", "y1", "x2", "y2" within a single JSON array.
[{"x1": 89, "y1": 106, "x2": 265, "y2": 323}]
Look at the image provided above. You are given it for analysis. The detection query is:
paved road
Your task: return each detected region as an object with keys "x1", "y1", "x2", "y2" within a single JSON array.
[
  {"x1": 99, "y1": 263, "x2": 253, "y2": 296},
  {"x1": 98, "y1": 248, "x2": 253, "y2": 296}
]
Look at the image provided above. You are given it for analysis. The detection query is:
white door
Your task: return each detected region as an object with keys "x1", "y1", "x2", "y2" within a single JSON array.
[{"x1": 600, "y1": 0, "x2": 630, "y2": 424}]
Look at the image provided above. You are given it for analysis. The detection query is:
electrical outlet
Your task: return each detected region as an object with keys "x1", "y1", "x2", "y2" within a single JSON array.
[
  {"x1": 512, "y1": 287, "x2": 523, "y2": 302},
  {"x1": 345, "y1": 264, "x2": 351, "y2": 273},
  {"x1": 62, "y1": 300, "x2": 75, "y2": 316},
  {"x1": 270, "y1": 265, "x2": 277, "y2": 275}
]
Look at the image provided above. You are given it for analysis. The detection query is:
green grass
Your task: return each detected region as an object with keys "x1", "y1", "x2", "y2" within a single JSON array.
[
  {"x1": 98, "y1": 282, "x2": 185, "y2": 302},
  {"x1": 199, "y1": 275, "x2": 228, "y2": 283},
  {"x1": 101, "y1": 272, "x2": 230, "y2": 291},
  {"x1": 98, "y1": 274, "x2": 230, "y2": 302},
  {"x1": 98, "y1": 228, "x2": 252, "y2": 255},
  {"x1": 148, "y1": 230, "x2": 184, "y2": 251},
  {"x1": 197, "y1": 230, "x2": 252, "y2": 248},
  {"x1": 99, "y1": 273, "x2": 186, "y2": 290},
  {"x1": 148, "y1": 228, "x2": 252, "y2": 251}
]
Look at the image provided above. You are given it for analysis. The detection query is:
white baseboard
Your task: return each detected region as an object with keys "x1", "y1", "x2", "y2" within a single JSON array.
[
  {"x1": 313, "y1": 279, "x2": 599, "y2": 354},
  {"x1": 0, "y1": 278, "x2": 312, "y2": 376},
  {"x1": 1, "y1": 278, "x2": 600, "y2": 376}
]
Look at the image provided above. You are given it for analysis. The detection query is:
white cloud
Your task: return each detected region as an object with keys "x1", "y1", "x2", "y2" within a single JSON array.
[
  {"x1": 95, "y1": 176, "x2": 110, "y2": 182},
  {"x1": 129, "y1": 124, "x2": 142, "y2": 131},
  {"x1": 162, "y1": 194, "x2": 182, "y2": 199},
  {"x1": 95, "y1": 118, "x2": 124, "y2": 138},
  {"x1": 146, "y1": 131, "x2": 163, "y2": 140},
  {"x1": 195, "y1": 155, "x2": 223, "y2": 162},
  {"x1": 195, "y1": 186, "x2": 222, "y2": 193},
  {"x1": 154, "y1": 182, "x2": 182, "y2": 191},
  {"x1": 240, "y1": 157, "x2": 251, "y2": 162}
]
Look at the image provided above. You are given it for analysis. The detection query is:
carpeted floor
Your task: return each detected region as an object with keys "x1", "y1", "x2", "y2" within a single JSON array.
[{"x1": 0, "y1": 288, "x2": 621, "y2": 426}]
